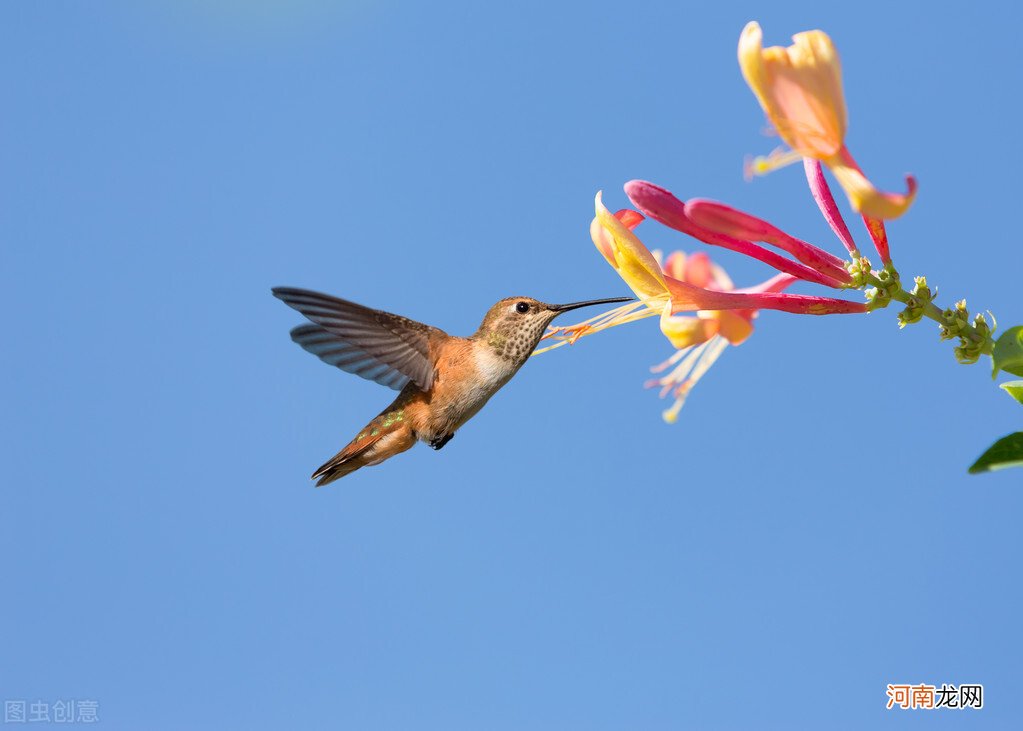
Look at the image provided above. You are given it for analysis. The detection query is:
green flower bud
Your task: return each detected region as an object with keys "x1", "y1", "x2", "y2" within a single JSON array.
[
  {"x1": 911, "y1": 275, "x2": 932, "y2": 302},
  {"x1": 973, "y1": 313, "x2": 991, "y2": 339},
  {"x1": 878, "y1": 264, "x2": 901, "y2": 286},
  {"x1": 898, "y1": 296, "x2": 925, "y2": 328},
  {"x1": 953, "y1": 332, "x2": 986, "y2": 364},
  {"x1": 865, "y1": 286, "x2": 890, "y2": 310}
]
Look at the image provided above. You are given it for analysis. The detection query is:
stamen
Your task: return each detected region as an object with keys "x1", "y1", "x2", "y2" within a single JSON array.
[
  {"x1": 649, "y1": 346, "x2": 689, "y2": 374},
  {"x1": 744, "y1": 147, "x2": 803, "y2": 180},
  {"x1": 533, "y1": 301, "x2": 659, "y2": 356},
  {"x1": 645, "y1": 336, "x2": 730, "y2": 423}
]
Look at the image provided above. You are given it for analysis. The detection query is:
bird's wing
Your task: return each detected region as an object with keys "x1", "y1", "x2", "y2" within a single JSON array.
[
  {"x1": 288, "y1": 324, "x2": 414, "y2": 390},
  {"x1": 273, "y1": 287, "x2": 444, "y2": 391}
]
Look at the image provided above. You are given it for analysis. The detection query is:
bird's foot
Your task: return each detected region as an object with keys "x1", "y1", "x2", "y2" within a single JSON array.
[{"x1": 429, "y1": 433, "x2": 454, "y2": 450}]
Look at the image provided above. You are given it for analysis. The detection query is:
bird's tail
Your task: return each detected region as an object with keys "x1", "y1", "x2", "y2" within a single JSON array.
[{"x1": 311, "y1": 408, "x2": 417, "y2": 486}]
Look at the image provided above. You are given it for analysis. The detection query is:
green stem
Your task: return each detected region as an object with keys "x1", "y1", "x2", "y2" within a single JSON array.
[{"x1": 863, "y1": 271, "x2": 993, "y2": 353}]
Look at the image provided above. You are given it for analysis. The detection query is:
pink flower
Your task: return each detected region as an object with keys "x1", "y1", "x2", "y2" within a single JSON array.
[
  {"x1": 623, "y1": 180, "x2": 874, "y2": 312},
  {"x1": 739, "y1": 22, "x2": 917, "y2": 222},
  {"x1": 540, "y1": 191, "x2": 866, "y2": 420}
]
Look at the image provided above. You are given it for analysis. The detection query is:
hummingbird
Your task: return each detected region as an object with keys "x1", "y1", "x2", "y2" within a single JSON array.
[{"x1": 273, "y1": 287, "x2": 632, "y2": 485}]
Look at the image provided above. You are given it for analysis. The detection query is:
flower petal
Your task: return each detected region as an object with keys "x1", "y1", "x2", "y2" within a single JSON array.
[
  {"x1": 708, "y1": 261, "x2": 735, "y2": 290},
  {"x1": 740, "y1": 22, "x2": 847, "y2": 158},
  {"x1": 665, "y1": 276, "x2": 866, "y2": 315},
  {"x1": 683, "y1": 251, "x2": 714, "y2": 288},
  {"x1": 861, "y1": 216, "x2": 891, "y2": 266},
  {"x1": 715, "y1": 310, "x2": 756, "y2": 344},
  {"x1": 617, "y1": 209, "x2": 644, "y2": 230},
  {"x1": 625, "y1": 180, "x2": 848, "y2": 288},
  {"x1": 738, "y1": 23, "x2": 775, "y2": 128},
  {"x1": 590, "y1": 217, "x2": 616, "y2": 265},
  {"x1": 685, "y1": 198, "x2": 850, "y2": 283},
  {"x1": 590, "y1": 209, "x2": 645, "y2": 265},
  {"x1": 659, "y1": 307, "x2": 719, "y2": 349},
  {"x1": 662, "y1": 250, "x2": 687, "y2": 281},
  {"x1": 592, "y1": 192, "x2": 667, "y2": 300},
  {"x1": 828, "y1": 147, "x2": 917, "y2": 220},
  {"x1": 803, "y1": 158, "x2": 858, "y2": 255}
]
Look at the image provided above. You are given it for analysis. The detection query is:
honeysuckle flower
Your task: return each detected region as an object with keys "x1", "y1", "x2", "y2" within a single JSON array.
[
  {"x1": 539, "y1": 191, "x2": 866, "y2": 420},
  {"x1": 625, "y1": 179, "x2": 865, "y2": 293},
  {"x1": 594, "y1": 190, "x2": 863, "y2": 316},
  {"x1": 738, "y1": 21, "x2": 917, "y2": 221},
  {"x1": 804, "y1": 157, "x2": 858, "y2": 256},
  {"x1": 626, "y1": 181, "x2": 849, "y2": 288},
  {"x1": 533, "y1": 22, "x2": 1008, "y2": 469},
  {"x1": 682, "y1": 198, "x2": 849, "y2": 284},
  {"x1": 803, "y1": 157, "x2": 903, "y2": 269},
  {"x1": 650, "y1": 250, "x2": 805, "y2": 421}
]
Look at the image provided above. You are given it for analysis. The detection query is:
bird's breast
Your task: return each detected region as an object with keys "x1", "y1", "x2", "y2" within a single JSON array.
[
  {"x1": 427, "y1": 344, "x2": 516, "y2": 435},
  {"x1": 466, "y1": 345, "x2": 515, "y2": 399}
]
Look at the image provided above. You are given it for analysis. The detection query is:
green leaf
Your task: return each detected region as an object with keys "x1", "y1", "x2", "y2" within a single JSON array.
[
  {"x1": 969, "y1": 432, "x2": 1023, "y2": 474},
  {"x1": 992, "y1": 326, "x2": 1023, "y2": 378},
  {"x1": 1001, "y1": 380, "x2": 1023, "y2": 405}
]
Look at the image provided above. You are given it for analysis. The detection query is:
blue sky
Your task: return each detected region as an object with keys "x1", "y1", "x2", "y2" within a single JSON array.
[{"x1": 3, "y1": 1, "x2": 1021, "y2": 728}]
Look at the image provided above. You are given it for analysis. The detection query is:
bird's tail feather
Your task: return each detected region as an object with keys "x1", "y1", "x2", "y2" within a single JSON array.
[
  {"x1": 311, "y1": 433, "x2": 381, "y2": 486},
  {"x1": 312, "y1": 457, "x2": 366, "y2": 486},
  {"x1": 311, "y1": 408, "x2": 416, "y2": 486}
]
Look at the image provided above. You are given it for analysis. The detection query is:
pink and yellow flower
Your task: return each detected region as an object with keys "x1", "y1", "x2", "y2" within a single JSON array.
[
  {"x1": 541, "y1": 190, "x2": 866, "y2": 420},
  {"x1": 592, "y1": 190, "x2": 862, "y2": 316},
  {"x1": 543, "y1": 22, "x2": 922, "y2": 420},
  {"x1": 739, "y1": 21, "x2": 917, "y2": 222}
]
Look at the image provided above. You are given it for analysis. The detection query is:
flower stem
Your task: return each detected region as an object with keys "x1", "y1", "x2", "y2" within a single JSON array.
[{"x1": 863, "y1": 270, "x2": 994, "y2": 354}]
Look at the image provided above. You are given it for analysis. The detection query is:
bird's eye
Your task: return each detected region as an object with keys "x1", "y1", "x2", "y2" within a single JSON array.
[{"x1": 515, "y1": 301, "x2": 529, "y2": 314}]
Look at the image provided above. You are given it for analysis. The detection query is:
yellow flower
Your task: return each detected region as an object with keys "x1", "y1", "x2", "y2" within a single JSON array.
[
  {"x1": 739, "y1": 23, "x2": 845, "y2": 159},
  {"x1": 739, "y1": 21, "x2": 916, "y2": 220},
  {"x1": 589, "y1": 192, "x2": 668, "y2": 304}
]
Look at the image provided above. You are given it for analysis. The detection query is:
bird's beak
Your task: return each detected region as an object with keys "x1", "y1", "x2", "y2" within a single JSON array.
[{"x1": 547, "y1": 296, "x2": 634, "y2": 313}]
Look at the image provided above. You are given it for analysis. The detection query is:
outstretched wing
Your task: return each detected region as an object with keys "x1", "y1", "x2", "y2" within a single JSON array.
[
  {"x1": 273, "y1": 287, "x2": 443, "y2": 391},
  {"x1": 288, "y1": 324, "x2": 413, "y2": 390}
]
